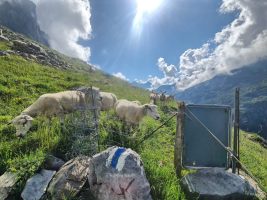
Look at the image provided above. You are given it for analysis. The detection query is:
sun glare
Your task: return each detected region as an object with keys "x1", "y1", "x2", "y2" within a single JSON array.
[
  {"x1": 133, "y1": 0, "x2": 163, "y2": 36},
  {"x1": 136, "y1": 0, "x2": 162, "y2": 14}
]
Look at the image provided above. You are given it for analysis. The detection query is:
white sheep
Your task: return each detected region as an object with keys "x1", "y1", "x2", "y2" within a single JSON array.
[
  {"x1": 149, "y1": 92, "x2": 160, "y2": 105},
  {"x1": 100, "y1": 91, "x2": 117, "y2": 111},
  {"x1": 115, "y1": 99, "x2": 160, "y2": 125},
  {"x1": 10, "y1": 87, "x2": 101, "y2": 137}
]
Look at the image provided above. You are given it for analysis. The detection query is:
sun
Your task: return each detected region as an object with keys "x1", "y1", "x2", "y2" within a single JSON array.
[
  {"x1": 132, "y1": 0, "x2": 163, "y2": 37},
  {"x1": 136, "y1": 0, "x2": 163, "y2": 14}
]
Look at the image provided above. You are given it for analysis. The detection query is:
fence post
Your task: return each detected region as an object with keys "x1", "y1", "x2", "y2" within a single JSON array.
[
  {"x1": 174, "y1": 101, "x2": 185, "y2": 177},
  {"x1": 90, "y1": 86, "x2": 100, "y2": 153},
  {"x1": 233, "y1": 88, "x2": 240, "y2": 174}
]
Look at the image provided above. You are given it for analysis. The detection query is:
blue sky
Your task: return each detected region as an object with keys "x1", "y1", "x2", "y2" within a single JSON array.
[
  {"x1": 35, "y1": 0, "x2": 267, "y2": 90},
  {"x1": 87, "y1": 0, "x2": 235, "y2": 81}
]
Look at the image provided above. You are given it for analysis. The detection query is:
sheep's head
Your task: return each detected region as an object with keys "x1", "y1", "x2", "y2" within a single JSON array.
[
  {"x1": 144, "y1": 104, "x2": 160, "y2": 120},
  {"x1": 10, "y1": 114, "x2": 33, "y2": 138}
]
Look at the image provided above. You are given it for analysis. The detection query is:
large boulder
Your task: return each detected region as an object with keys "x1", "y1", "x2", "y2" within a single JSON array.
[
  {"x1": 21, "y1": 169, "x2": 56, "y2": 200},
  {"x1": 181, "y1": 168, "x2": 257, "y2": 200},
  {"x1": 47, "y1": 156, "x2": 91, "y2": 200},
  {"x1": 88, "y1": 146, "x2": 152, "y2": 200},
  {"x1": 0, "y1": 172, "x2": 18, "y2": 200}
]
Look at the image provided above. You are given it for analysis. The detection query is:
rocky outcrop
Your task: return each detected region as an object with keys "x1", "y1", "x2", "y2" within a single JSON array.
[
  {"x1": 181, "y1": 168, "x2": 257, "y2": 200},
  {"x1": 21, "y1": 169, "x2": 56, "y2": 200},
  {"x1": 47, "y1": 156, "x2": 91, "y2": 200},
  {"x1": 1, "y1": 148, "x2": 152, "y2": 200},
  {"x1": 0, "y1": 26, "x2": 72, "y2": 69},
  {"x1": 0, "y1": 172, "x2": 18, "y2": 200},
  {"x1": 0, "y1": 0, "x2": 49, "y2": 46}
]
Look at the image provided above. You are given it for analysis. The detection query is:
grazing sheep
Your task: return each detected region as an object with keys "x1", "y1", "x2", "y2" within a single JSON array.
[
  {"x1": 150, "y1": 91, "x2": 160, "y2": 105},
  {"x1": 160, "y1": 92, "x2": 166, "y2": 102},
  {"x1": 115, "y1": 99, "x2": 160, "y2": 125},
  {"x1": 10, "y1": 87, "x2": 101, "y2": 138},
  {"x1": 99, "y1": 92, "x2": 117, "y2": 111}
]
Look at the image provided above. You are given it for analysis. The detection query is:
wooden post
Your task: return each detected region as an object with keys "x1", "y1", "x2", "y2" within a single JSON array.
[
  {"x1": 232, "y1": 88, "x2": 240, "y2": 174},
  {"x1": 174, "y1": 101, "x2": 185, "y2": 177}
]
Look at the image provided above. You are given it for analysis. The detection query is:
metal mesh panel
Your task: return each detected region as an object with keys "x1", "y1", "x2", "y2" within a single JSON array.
[{"x1": 65, "y1": 88, "x2": 100, "y2": 159}]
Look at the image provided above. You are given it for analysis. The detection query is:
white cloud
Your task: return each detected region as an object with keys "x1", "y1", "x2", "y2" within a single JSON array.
[
  {"x1": 113, "y1": 72, "x2": 129, "y2": 81},
  {"x1": 36, "y1": 0, "x2": 91, "y2": 61},
  {"x1": 144, "y1": 0, "x2": 267, "y2": 90},
  {"x1": 158, "y1": 57, "x2": 178, "y2": 77}
]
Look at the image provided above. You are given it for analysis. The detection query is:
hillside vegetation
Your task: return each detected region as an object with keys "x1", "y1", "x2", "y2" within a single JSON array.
[{"x1": 0, "y1": 39, "x2": 267, "y2": 199}]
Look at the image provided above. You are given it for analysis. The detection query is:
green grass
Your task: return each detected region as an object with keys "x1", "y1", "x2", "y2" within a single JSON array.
[
  {"x1": 0, "y1": 41, "x2": 10, "y2": 50},
  {"x1": 240, "y1": 131, "x2": 267, "y2": 190},
  {"x1": 0, "y1": 46, "x2": 267, "y2": 199},
  {"x1": 0, "y1": 54, "x2": 150, "y2": 198}
]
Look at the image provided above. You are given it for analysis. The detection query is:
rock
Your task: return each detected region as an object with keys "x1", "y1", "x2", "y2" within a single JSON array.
[
  {"x1": 37, "y1": 54, "x2": 46, "y2": 60},
  {"x1": 88, "y1": 146, "x2": 152, "y2": 200},
  {"x1": 0, "y1": 172, "x2": 18, "y2": 200},
  {"x1": 21, "y1": 169, "x2": 56, "y2": 200},
  {"x1": 44, "y1": 155, "x2": 65, "y2": 171},
  {"x1": 5, "y1": 50, "x2": 15, "y2": 54},
  {"x1": 47, "y1": 156, "x2": 91, "y2": 200},
  {"x1": 181, "y1": 168, "x2": 256, "y2": 200},
  {"x1": 0, "y1": 35, "x2": 9, "y2": 41},
  {"x1": 13, "y1": 39, "x2": 27, "y2": 48},
  {"x1": 28, "y1": 42, "x2": 42, "y2": 51},
  {"x1": 0, "y1": 50, "x2": 9, "y2": 56}
]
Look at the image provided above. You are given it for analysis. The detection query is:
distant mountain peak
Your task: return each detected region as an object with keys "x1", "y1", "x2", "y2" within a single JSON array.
[{"x1": 0, "y1": 0, "x2": 49, "y2": 46}]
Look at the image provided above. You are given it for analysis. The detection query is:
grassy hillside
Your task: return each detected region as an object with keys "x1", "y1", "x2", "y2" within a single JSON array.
[
  {"x1": 240, "y1": 131, "x2": 267, "y2": 189},
  {"x1": 0, "y1": 41, "x2": 184, "y2": 199},
  {"x1": 0, "y1": 40, "x2": 267, "y2": 199}
]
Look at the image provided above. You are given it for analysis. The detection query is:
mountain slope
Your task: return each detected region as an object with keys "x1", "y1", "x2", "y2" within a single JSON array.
[
  {"x1": 175, "y1": 61, "x2": 267, "y2": 139},
  {"x1": 0, "y1": 27, "x2": 266, "y2": 199},
  {"x1": 0, "y1": 0, "x2": 49, "y2": 46}
]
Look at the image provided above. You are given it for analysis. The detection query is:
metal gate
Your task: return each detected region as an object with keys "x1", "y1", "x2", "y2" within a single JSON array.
[{"x1": 182, "y1": 104, "x2": 231, "y2": 168}]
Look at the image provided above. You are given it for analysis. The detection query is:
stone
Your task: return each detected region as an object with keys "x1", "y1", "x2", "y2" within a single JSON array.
[
  {"x1": 13, "y1": 39, "x2": 27, "y2": 47},
  {"x1": 5, "y1": 50, "x2": 15, "y2": 54},
  {"x1": 0, "y1": 35, "x2": 9, "y2": 41},
  {"x1": 0, "y1": 51, "x2": 9, "y2": 56},
  {"x1": 0, "y1": 172, "x2": 18, "y2": 200},
  {"x1": 44, "y1": 155, "x2": 65, "y2": 171},
  {"x1": 181, "y1": 168, "x2": 257, "y2": 200},
  {"x1": 37, "y1": 54, "x2": 46, "y2": 60},
  {"x1": 21, "y1": 169, "x2": 56, "y2": 200},
  {"x1": 88, "y1": 146, "x2": 152, "y2": 200},
  {"x1": 28, "y1": 42, "x2": 42, "y2": 51},
  {"x1": 47, "y1": 156, "x2": 91, "y2": 200}
]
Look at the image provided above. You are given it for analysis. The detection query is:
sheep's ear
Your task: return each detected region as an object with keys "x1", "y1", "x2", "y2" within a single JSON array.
[{"x1": 144, "y1": 104, "x2": 151, "y2": 111}]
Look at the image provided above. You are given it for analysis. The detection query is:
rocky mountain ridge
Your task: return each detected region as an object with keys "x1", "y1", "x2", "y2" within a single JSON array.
[
  {"x1": 0, "y1": 0, "x2": 49, "y2": 46},
  {"x1": 0, "y1": 25, "x2": 93, "y2": 71}
]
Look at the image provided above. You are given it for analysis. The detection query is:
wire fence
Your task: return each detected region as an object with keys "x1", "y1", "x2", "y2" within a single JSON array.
[{"x1": 65, "y1": 88, "x2": 100, "y2": 159}]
